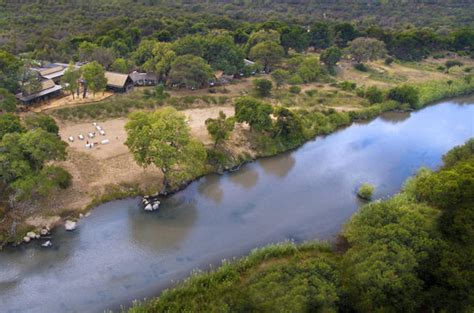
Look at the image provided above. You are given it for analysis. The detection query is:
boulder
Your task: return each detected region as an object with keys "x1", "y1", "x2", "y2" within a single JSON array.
[
  {"x1": 40, "y1": 228, "x2": 49, "y2": 236},
  {"x1": 41, "y1": 241, "x2": 52, "y2": 248},
  {"x1": 152, "y1": 202, "x2": 160, "y2": 210},
  {"x1": 23, "y1": 236, "x2": 31, "y2": 243},
  {"x1": 144, "y1": 204, "x2": 153, "y2": 211},
  {"x1": 64, "y1": 220, "x2": 77, "y2": 231},
  {"x1": 26, "y1": 231, "x2": 36, "y2": 239}
]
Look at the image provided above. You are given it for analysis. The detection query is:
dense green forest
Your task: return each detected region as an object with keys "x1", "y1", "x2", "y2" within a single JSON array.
[{"x1": 128, "y1": 138, "x2": 474, "y2": 312}]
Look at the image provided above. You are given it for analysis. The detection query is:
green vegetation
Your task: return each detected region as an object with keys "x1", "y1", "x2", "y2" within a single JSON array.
[
  {"x1": 125, "y1": 107, "x2": 208, "y2": 192},
  {"x1": 0, "y1": 116, "x2": 69, "y2": 202},
  {"x1": 357, "y1": 183, "x2": 375, "y2": 200},
  {"x1": 205, "y1": 111, "x2": 235, "y2": 147},
  {"x1": 128, "y1": 139, "x2": 474, "y2": 313},
  {"x1": 252, "y1": 78, "x2": 273, "y2": 97}
]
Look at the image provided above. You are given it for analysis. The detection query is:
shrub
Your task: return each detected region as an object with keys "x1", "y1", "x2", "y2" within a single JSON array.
[
  {"x1": 445, "y1": 60, "x2": 463, "y2": 71},
  {"x1": 432, "y1": 53, "x2": 445, "y2": 59},
  {"x1": 354, "y1": 63, "x2": 368, "y2": 72},
  {"x1": 338, "y1": 81, "x2": 357, "y2": 91},
  {"x1": 289, "y1": 86, "x2": 301, "y2": 94},
  {"x1": 357, "y1": 183, "x2": 375, "y2": 200},
  {"x1": 253, "y1": 78, "x2": 273, "y2": 97},
  {"x1": 388, "y1": 85, "x2": 420, "y2": 109},
  {"x1": 287, "y1": 74, "x2": 304, "y2": 85},
  {"x1": 365, "y1": 86, "x2": 384, "y2": 104},
  {"x1": 384, "y1": 57, "x2": 394, "y2": 65}
]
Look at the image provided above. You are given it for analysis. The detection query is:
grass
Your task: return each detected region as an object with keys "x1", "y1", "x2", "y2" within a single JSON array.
[
  {"x1": 417, "y1": 77, "x2": 474, "y2": 106},
  {"x1": 50, "y1": 91, "x2": 231, "y2": 121}
]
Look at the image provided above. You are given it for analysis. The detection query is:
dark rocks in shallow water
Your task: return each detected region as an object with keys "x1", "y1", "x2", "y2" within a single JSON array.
[{"x1": 142, "y1": 196, "x2": 161, "y2": 211}]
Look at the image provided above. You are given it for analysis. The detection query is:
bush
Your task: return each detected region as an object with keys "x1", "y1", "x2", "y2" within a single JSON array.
[
  {"x1": 357, "y1": 183, "x2": 375, "y2": 200},
  {"x1": 354, "y1": 63, "x2": 368, "y2": 72},
  {"x1": 365, "y1": 86, "x2": 384, "y2": 104},
  {"x1": 338, "y1": 81, "x2": 357, "y2": 91},
  {"x1": 433, "y1": 53, "x2": 445, "y2": 59},
  {"x1": 388, "y1": 85, "x2": 420, "y2": 109},
  {"x1": 43, "y1": 166, "x2": 72, "y2": 189},
  {"x1": 445, "y1": 60, "x2": 463, "y2": 71},
  {"x1": 289, "y1": 86, "x2": 301, "y2": 94},
  {"x1": 384, "y1": 57, "x2": 394, "y2": 65},
  {"x1": 253, "y1": 78, "x2": 273, "y2": 97},
  {"x1": 287, "y1": 74, "x2": 304, "y2": 85}
]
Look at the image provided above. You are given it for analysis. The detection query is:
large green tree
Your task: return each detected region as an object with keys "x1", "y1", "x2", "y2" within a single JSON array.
[
  {"x1": 348, "y1": 37, "x2": 387, "y2": 64},
  {"x1": 249, "y1": 41, "x2": 284, "y2": 73},
  {"x1": 309, "y1": 22, "x2": 332, "y2": 49},
  {"x1": 125, "y1": 107, "x2": 207, "y2": 191},
  {"x1": 234, "y1": 97, "x2": 273, "y2": 132},
  {"x1": 60, "y1": 62, "x2": 81, "y2": 99},
  {"x1": 0, "y1": 50, "x2": 22, "y2": 93},
  {"x1": 81, "y1": 61, "x2": 107, "y2": 97},
  {"x1": 168, "y1": 55, "x2": 213, "y2": 89},
  {"x1": 0, "y1": 88, "x2": 17, "y2": 113}
]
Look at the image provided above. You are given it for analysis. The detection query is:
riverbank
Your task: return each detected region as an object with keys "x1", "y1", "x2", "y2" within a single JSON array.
[
  {"x1": 126, "y1": 138, "x2": 474, "y2": 312},
  {"x1": 1, "y1": 75, "x2": 473, "y2": 248},
  {"x1": 1, "y1": 99, "x2": 472, "y2": 313}
]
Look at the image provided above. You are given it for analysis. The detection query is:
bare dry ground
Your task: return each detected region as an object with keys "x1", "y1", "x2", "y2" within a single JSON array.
[{"x1": 34, "y1": 105, "x2": 238, "y2": 220}]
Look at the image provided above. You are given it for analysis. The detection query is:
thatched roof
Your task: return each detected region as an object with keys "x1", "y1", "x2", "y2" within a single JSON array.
[
  {"x1": 16, "y1": 79, "x2": 62, "y2": 102},
  {"x1": 39, "y1": 66, "x2": 64, "y2": 77},
  {"x1": 105, "y1": 71, "x2": 130, "y2": 88},
  {"x1": 130, "y1": 72, "x2": 158, "y2": 82}
]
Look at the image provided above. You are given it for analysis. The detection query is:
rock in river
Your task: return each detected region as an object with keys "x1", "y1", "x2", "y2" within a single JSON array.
[
  {"x1": 64, "y1": 220, "x2": 77, "y2": 231},
  {"x1": 26, "y1": 231, "x2": 37, "y2": 239}
]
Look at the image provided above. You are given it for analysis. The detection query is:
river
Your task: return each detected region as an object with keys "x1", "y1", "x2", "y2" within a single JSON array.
[{"x1": 1, "y1": 97, "x2": 473, "y2": 313}]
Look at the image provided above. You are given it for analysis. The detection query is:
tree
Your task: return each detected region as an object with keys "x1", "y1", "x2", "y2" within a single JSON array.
[
  {"x1": 19, "y1": 67, "x2": 42, "y2": 96},
  {"x1": 249, "y1": 41, "x2": 284, "y2": 73},
  {"x1": 171, "y1": 35, "x2": 206, "y2": 57},
  {"x1": 203, "y1": 34, "x2": 244, "y2": 75},
  {"x1": 271, "y1": 69, "x2": 290, "y2": 88},
  {"x1": 143, "y1": 42, "x2": 176, "y2": 81},
  {"x1": 388, "y1": 85, "x2": 420, "y2": 109},
  {"x1": 245, "y1": 29, "x2": 281, "y2": 53},
  {"x1": 0, "y1": 50, "x2": 22, "y2": 93},
  {"x1": 365, "y1": 86, "x2": 384, "y2": 104},
  {"x1": 0, "y1": 88, "x2": 17, "y2": 113},
  {"x1": 296, "y1": 56, "x2": 325, "y2": 83},
  {"x1": 109, "y1": 58, "x2": 130, "y2": 74},
  {"x1": 253, "y1": 78, "x2": 273, "y2": 97},
  {"x1": 348, "y1": 37, "x2": 387, "y2": 64},
  {"x1": 320, "y1": 46, "x2": 342, "y2": 73},
  {"x1": 234, "y1": 97, "x2": 273, "y2": 132},
  {"x1": 168, "y1": 55, "x2": 213, "y2": 89},
  {"x1": 333, "y1": 23, "x2": 357, "y2": 48},
  {"x1": 60, "y1": 62, "x2": 81, "y2": 99},
  {"x1": 272, "y1": 107, "x2": 304, "y2": 147},
  {"x1": 132, "y1": 39, "x2": 157, "y2": 66},
  {"x1": 125, "y1": 107, "x2": 207, "y2": 191},
  {"x1": 280, "y1": 25, "x2": 310, "y2": 54},
  {"x1": 19, "y1": 129, "x2": 67, "y2": 169},
  {"x1": 309, "y1": 22, "x2": 332, "y2": 49},
  {"x1": 205, "y1": 111, "x2": 235, "y2": 147},
  {"x1": 81, "y1": 61, "x2": 107, "y2": 97},
  {"x1": 0, "y1": 113, "x2": 23, "y2": 139},
  {"x1": 78, "y1": 42, "x2": 115, "y2": 67},
  {"x1": 24, "y1": 113, "x2": 59, "y2": 135}
]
